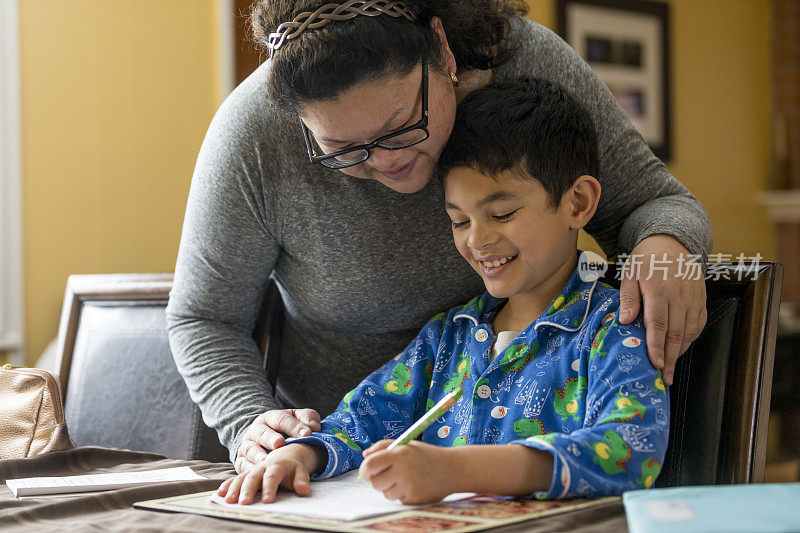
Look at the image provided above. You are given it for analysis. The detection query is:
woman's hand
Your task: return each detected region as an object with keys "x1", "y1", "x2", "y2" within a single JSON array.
[
  {"x1": 618, "y1": 234, "x2": 708, "y2": 386},
  {"x1": 218, "y1": 443, "x2": 322, "y2": 504},
  {"x1": 359, "y1": 440, "x2": 456, "y2": 505},
  {"x1": 235, "y1": 408, "x2": 322, "y2": 474}
]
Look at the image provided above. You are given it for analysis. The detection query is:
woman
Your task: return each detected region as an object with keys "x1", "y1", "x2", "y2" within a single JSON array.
[{"x1": 166, "y1": 0, "x2": 711, "y2": 474}]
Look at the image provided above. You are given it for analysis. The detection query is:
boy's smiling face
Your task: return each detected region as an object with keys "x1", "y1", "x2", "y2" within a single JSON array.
[{"x1": 443, "y1": 166, "x2": 585, "y2": 305}]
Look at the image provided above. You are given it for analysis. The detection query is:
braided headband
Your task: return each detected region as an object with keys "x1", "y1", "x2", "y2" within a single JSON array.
[{"x1": 268, "y1": 0, "x2": 416, "y2": 55}]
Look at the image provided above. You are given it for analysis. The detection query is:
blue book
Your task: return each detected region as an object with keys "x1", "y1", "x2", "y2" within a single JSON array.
[{"x1": 623, "y1": 483, "x2": 800, "y2": 533}]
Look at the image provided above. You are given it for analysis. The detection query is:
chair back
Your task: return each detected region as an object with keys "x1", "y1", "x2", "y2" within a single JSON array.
[
  {"x1": 55, "y1": 274, "x2": 280, "y2": 462},
  {"x1": 600, "y1": 261, "x2": 781, "y2": 486}
]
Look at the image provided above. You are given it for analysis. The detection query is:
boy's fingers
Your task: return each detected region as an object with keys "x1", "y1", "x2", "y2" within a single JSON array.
[
  {"x1": 224, "y1": 474, "x2": 246, "y2": 503},
  {"x1": 363, "y1": 440, "x2": 393, "y2": 457},
  {"x1": 367, "y1": 466, "x2": 398, "y2": 493},
  {"x1": 238, "y1": 465, "x2": 268, "y2": 504},
  {"x1": 261, "y1": 466, "x2": 286, "y2": 503},
  {"x1": 360, "y1": 450, "x2": 393, "y2": 481},
  {"x1": 292, "y1": 466, "x2": 311, "y2": 496},
  {"x1": 217, "y1": 477, "x2": 233, "y2": 495},
  {"x1": 618, "y1": 271, "x2": 642, "y2": 324}
]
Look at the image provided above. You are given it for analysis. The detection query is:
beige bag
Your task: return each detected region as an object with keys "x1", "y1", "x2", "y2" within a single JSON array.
[{"x1": 0, "y1": 364, "x2": 75, "y2": 459}]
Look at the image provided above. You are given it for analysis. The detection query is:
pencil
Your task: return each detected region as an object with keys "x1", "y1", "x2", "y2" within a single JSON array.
[
  {"x1": 358, "y1": 387, "x2": 463, "y2": 481},
  {"x1": 386, "y1": 387, "x2": 464, "y2": 450}
]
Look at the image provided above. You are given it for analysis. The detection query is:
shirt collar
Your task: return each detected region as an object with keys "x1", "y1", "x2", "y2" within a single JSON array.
[{"x1": 453, "y1": 254, "x2": 599, "y2": 334}]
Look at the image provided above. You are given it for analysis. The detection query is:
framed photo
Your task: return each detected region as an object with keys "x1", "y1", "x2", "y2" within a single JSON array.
[{"x1": 557, "y1": 0, "x2": 671, "y2": 161}]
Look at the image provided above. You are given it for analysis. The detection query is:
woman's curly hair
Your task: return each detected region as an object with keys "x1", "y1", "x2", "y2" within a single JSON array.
[{"x1": 250, "y1": 1, "x2": 529, "y2": 109}]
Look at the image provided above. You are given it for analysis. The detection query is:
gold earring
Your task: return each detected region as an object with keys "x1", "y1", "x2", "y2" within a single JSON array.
[{"x1": 450, "y1": 71, "x2": 460, "y2": 87}]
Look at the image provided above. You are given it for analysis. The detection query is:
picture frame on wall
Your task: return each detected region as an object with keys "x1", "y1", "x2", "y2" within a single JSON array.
[{"x1": 557, "y1": 0, "x2": 671, "y2": 161}]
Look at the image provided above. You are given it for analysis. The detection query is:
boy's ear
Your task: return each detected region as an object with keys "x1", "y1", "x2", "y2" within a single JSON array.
[{"x1": 566, "y1": 175, "x2": 601, "y2": 230}]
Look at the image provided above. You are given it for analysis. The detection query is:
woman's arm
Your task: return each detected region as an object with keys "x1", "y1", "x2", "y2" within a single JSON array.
[{"x1": 166, "y1": 71, "x2": 285, "y2": 464}]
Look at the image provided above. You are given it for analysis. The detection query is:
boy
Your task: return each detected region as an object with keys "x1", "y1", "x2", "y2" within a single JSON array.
[{"x1": 218, "y1": 78, "x2": 668, "y2": 505}]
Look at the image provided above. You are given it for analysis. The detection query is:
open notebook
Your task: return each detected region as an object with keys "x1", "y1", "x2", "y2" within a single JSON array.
[
  {"x1": 209, "y1": 470, "x2": 473, "y2": 521},
  {"x1": 135, "y1": 470, "x2": 618, "y2": 532}
]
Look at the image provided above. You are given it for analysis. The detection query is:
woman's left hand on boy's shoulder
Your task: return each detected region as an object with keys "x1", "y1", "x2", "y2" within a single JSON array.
[
  {"x1": 359, "y1": 440, "x2": 457, "y2": 505},
  {"x1": 617, "y1": 234, "x2": 708, "y2": 386}
]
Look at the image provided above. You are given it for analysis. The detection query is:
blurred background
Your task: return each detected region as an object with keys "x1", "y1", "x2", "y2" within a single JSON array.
[{"x1": 0, "y1": 0, "x2": 797, "y2": 478}]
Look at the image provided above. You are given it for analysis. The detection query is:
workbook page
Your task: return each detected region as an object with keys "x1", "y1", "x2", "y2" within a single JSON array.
[
  {"x1": 6, "y1": 466, "x2": 205, "y2": 497},
  {"x1": 210, "y1": 470, "x2": 474, "y2": 521}
]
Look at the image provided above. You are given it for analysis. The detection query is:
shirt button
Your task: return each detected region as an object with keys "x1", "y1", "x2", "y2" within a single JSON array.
[
  {"x1": 476, "y1": 385, "x2": 491, "y2": 399},
  {"x1": 475, "y1": 328, "x2": 489, "y2": 342}
]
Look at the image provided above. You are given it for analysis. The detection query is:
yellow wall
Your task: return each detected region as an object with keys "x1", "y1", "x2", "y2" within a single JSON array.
[
  {"x1": 526, "y1": 0, "x2": 774, "y2": 261},
  {"x1": 18, "y1": 1, "x2": 219, "y2": 364},
  {"x1": 12, "y1": 1, "x2": 774, "y2": 364}
]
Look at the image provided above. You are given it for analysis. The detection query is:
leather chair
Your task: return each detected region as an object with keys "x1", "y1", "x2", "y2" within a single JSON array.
[
  {"x1": 657, "y1": 262, "x2": 782, "y2": 486},
  {"x1": 54, "y1": 274, "x2": 283, "y2": 463}
]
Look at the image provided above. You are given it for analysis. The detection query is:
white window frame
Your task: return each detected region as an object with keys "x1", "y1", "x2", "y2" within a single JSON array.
[{"x1": 0, "y1": 0, "x2": 25, "y2": 364}]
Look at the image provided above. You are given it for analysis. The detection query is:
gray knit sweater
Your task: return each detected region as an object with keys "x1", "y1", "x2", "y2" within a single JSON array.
[{"x1": 166, "y1": 19, "x2": 712, "y2": 463}]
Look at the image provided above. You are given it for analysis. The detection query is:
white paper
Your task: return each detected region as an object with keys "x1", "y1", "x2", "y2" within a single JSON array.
[
  {"x1": 6, "y1": 466, "x2": 205, "y2": 497},
  {"x1": 210, "y1": 470, "x2": 474, "y2": 521}
]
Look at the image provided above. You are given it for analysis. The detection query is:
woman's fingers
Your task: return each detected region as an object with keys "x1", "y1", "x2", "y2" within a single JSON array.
[
  {"x1": 642, "y1": 289, "x2": 669, "y2": 371},
  {"x1": 235, "y1": 454, "x2": 255, "y2": 475},
  {"x1": 293, "y1": 408, "x2": 322, "y2": 432},
  {"x1": 263, "y1": 409, "x2": 313, "y2": 439},
  {"x1": 618, "y1": 267, "x2": 643, "y2": 326},
  {"x1": 241, "y1": 439, "x2": 270, "y2": 468},
  {"x1": 661, "y1": 305, "x2": 687, "y2": 386}
]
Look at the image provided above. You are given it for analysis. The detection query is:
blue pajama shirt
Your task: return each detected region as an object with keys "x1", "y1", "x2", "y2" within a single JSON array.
[{"x1": 291, "y1": 262, "x2": 669, "y2": 499}]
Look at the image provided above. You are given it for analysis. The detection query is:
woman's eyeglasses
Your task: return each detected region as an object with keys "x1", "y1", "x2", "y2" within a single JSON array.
[{"x1": 300, "y1": 60, "x2": 429, "y2": 169}]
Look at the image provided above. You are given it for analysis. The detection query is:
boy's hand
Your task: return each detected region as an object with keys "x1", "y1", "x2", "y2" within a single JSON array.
[
  {"x1": 618, "y1": 234, "x2": 707, "y2": 386},
  {"x1": 217, "y1": 443, "x2": 320, "y2": 504},
  {"x1": 359, "y1": 440, "x2": 457, "y2": 505},
  {"x1": 235, "y1": 408, "x2": 322, "y2": 473}
]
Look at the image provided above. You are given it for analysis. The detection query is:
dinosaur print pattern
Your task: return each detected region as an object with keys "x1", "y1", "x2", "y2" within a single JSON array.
[
  {"x1": 588, "y1": 430, "x2": 632, "y2": 475},
  {"x1": 384, "y1": 362, "x2": 413, "y2": 395},
  {"x1": 499, "y1": 340, "x2": 540, "y2": 373},
  {"x1": 554, "y1": 377, "x2": 588, "y2": 421},
  {"x1": 514, "y1": 417, "x2": 547, "y2": 438},
  {"x1": 636, "y1": 457, "x2": 662, "y2": 488},
  {"x1": 599, "y1": 393, "x2": 647, "y2": 424}
]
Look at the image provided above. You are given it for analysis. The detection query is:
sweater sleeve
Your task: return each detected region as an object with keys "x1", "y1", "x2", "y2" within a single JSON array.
[
  {"x1": 511, "y1": 20, "x2": 713, "y2": 262},
  {"x1": 165, "y1": 75, "x2": 283, "y2": 464},
  {"x1": 291, "y1": 313, "x2": 446, "y2": 479},
  {"x1": 512, "y1": 303, "x2": 669, "y2": 498}
]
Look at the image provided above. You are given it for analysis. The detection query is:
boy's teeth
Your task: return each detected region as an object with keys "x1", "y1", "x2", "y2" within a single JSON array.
[{"x1": 483, "y1": 256, "x2": 513, "y2": 267}]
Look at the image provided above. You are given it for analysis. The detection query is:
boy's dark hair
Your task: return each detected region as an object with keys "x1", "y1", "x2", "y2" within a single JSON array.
[{"x1": 438, "y1": 77, "x2": 599, "y2": 209}]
